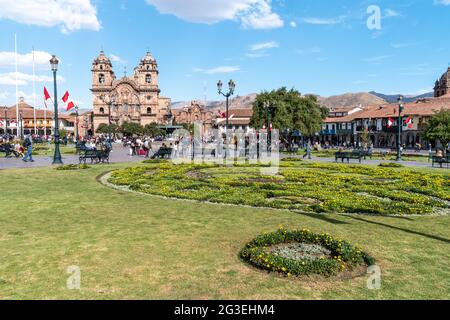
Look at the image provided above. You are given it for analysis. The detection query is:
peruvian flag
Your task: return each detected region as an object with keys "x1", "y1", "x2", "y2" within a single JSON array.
[
  {"x1": 387, "y1": 118, "x2": 395, "y2": 128},
  {"x1": 44, "y1": 87, "x2": 51, "y2": 101},
  {"x1": 62, "y1": 91, "x2": 70, "y2": 103},
  {"x1": 404, "y1": 117, "x2": 413, "y2": 129},
  {"x1": 218, "y1": 110, "x2": 226, "y2": 118},
  {"x1": 66, "y1": 101, "x2": 75, "y2": 112}
]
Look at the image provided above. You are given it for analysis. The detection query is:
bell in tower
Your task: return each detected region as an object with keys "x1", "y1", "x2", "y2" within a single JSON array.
[{"x1": 92, "y1": 50, "x2": 115, "y2": 87}]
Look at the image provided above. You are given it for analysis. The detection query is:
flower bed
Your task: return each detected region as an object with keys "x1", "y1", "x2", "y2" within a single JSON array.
[
  {"x1": 240, "y1": 228, "x2": 375, "y2": 277},
  {"x1": 108, "y1": 162, "x2": 450, "y2": 215},
  {"x1": 56, "y1": 164, "x2": 90, "y2": 171}
]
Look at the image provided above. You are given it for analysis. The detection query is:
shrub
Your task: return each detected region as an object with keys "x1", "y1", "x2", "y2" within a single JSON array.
[
  {"x1": 379, "y1": 162, "x2": 404, "y2": 168},
  {"x1": 240, "y1": 228, "x2": 374, "y2": 277},
  {"x1": 56, "y1": 164, "x2": 90, "y2": 171}
]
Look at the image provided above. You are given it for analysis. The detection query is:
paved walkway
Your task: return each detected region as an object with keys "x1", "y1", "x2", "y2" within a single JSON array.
[
  {"x1": 0, "y1": 145, "x2": 145, "y2": 170},
  {"x1": 0, "y1": 145, "x2": 444, "y2": 170}
]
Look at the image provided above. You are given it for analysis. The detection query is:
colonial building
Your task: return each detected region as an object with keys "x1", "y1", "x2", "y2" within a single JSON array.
[
  {"x1": 91, "y1": 51, "x2": 171, "y2": 132},
  {"x1": 0, "y1": 97, "x2": 75, "y2": 137},
  {"x1": 172, "y1": 101, "x2": 214, "y2": 133},
  {"x1": 216, "y1": 108, "x2": 254, "y2": 133},
  {"x1": 322, "y1": 94, "x2": 450, "y2": 148},
  {"x1": 434, "y1": 67, "x2": 450, "y2": 97}
]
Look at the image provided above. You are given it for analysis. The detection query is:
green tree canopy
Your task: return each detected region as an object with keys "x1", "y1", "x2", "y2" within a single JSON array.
[
  {"x1": 96, "y1": 123, "x2": 110, "y2": 134},
  {"x1": 423, "y1": 109, "x2": 450, "y2": 150},
  {"x1": 120, "y1": 122, "x2": 143, "y2": 137},
  {"x1": 143, "y1": 123, "x2": 166, "y2": 137},
  {"x1": 250, "y1": 88, "x2": 328, "y2": 137}
]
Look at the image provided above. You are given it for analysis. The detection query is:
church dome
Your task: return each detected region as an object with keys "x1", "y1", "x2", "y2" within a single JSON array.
[
  {"x1": 93, "y1": 50, "x2": 112, "y2": 66},
  {"x1": 142, "y1": 51, "x2": 155, "y2": 62}
]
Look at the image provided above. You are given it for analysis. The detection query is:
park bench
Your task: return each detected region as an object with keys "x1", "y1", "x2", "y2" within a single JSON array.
[
  {"x1": 432, "y1": 155, "x2": 450, "y2": 168},
  {"x1": 151, "y1": 147, "x2": 173, "y2": 159},
  {"x1": 79, "y1": 148, "x2": 111, "y2": 164},
  {"x1": 0, "y1": 144, "x2": 20, "y2": 158},
  {"x1": 335, "y1": 150, "x2": 363, "y2": 163}
]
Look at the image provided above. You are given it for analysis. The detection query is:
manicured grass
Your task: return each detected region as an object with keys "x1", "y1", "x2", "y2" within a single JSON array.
[
  {"x1": 0, "y1": 163, "x2": 449, "y2": 299},
  {"x1": 32, "y1": 144, "x2": 77, "y2": 156}
]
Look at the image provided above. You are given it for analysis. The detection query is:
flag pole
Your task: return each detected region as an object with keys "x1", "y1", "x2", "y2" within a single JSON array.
[
  {"x1": 15, "y1": 34, "x2": 19, "y2": 139},
  {"x1": 32, "y1": 46, "x2": 37, "y2": 136},
  {"x1": 44, "y1": 99, "x2": 47, "y2": 139}
]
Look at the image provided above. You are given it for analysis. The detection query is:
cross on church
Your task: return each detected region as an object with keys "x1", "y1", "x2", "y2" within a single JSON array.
[{"x1": 123, "y1": 66, "x2": 127, "y2": 77}]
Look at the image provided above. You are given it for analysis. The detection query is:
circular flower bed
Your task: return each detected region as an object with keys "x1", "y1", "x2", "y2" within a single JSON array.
[{"x1": 239, "y1": 228, "x2": 375, "y2": 277}]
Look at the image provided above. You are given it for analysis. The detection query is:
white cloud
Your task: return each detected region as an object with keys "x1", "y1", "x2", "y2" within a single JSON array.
[
  {"x1": 0, "y1": 72, "x2": 64, "y2": 86},
  {"x1": 435, "y1": 0, "x2": 450, "y2": 5},
  {"x1": 362, "y1": 55, "x2": 390, "y2": 63},
  {"x1": 296, "y1": 47, "x2": 321, "y2": 55},
  {"x1": 0, "y1": 51, "x2": 53, "y2": 68},
  {"x1": 245, "y1": 52, "x2": 269, "y2": 58},
  {"x1": 110, "y1": 54, "x2": 126, "y2": 65},
  {"x1": 250, "y1": 41, "x2": 278, "y2": 51},
  {"x1": 145, "y1": 0, "x2": 283, "y2": 29},
  {"x1": 385, "y1": 9, "x2": 400, "y2": 17},
  {"x1": 290, "y1": 21, "x2": 297, "y2": 28},
  {"x1": 193, "y1": 66, "x2": 240, "y2": 74},
  {"x1": 0, "y1": 0, "x2": 100, "y2": 33},
  {"x1": 302, "y1": 16, "x2": 345, "y2": 25}
]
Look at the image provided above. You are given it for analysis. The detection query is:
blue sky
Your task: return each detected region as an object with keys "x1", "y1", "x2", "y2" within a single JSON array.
[{"x1": 0, "y1": 0, "x2": 450, "y2": 109}]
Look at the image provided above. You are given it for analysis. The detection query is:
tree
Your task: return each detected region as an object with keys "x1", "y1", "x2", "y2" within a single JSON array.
[
  {"x1": 250, "y1": 88, "x2": 328, "y2": 141},
  {"x1": 96, "y1": 123, "x2": 110, "y2": 134},
  {"x1": 143, "y1": 123, "x2": 165, "y2": 137},
  {"x1": 423, "y1": 109, "x2": 450, "y2": 152},
  {"x1": 120, "y1": 122, "x2": 143, "y2": 137}
]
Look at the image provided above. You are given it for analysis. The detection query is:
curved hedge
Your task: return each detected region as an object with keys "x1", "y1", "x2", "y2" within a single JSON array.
[{"x1": 239, "y1": 228, "x2": 375, "y2": 277}]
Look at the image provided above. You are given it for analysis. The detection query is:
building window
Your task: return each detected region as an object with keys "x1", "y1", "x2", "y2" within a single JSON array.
[
  {"x1": 100, "y1": 107, "x2": 105, "y2": 114},
  {"x1": 147, "y1": 107, "x2": 152, "y2": 114},
  {"x1": 146, "y1": 65, "x2": 150, "y2": 70},
  {"x1": 146, "y1": 74, "x2": 152, "y2": 84},
  {"x1": 100, "y1": 65, "x2": 103, "y2": 70},
  {"x1": 99, "y1": 74, "x2": 105, "y2": 84}
]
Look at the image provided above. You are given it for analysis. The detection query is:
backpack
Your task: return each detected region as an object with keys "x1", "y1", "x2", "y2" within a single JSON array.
[{"x1": 23, "y1": 137, "x2": 31, "y2": 148}]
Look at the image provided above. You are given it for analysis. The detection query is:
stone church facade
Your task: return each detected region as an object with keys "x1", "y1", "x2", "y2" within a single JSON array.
[
  {"x1": 91, "y1": 51, "x2": 171, "y2": 131},
  {"x1": 434, "y1": 67, "x2": 450, "y2": 97},
  {"x1": 172, "y1": 101, "x2": 214, "y2": 133}
]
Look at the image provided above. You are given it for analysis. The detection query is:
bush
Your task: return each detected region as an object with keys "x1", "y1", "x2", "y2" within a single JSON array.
[
  {"x1": 56, "y1": 164, "x2": 90, "y2": 171},
  {"x1": 379, "y1": 162, "x2": 404, "y2": 168},
  {"x1": 240, "y1": 228, "x2": 374, "y2": 277}
]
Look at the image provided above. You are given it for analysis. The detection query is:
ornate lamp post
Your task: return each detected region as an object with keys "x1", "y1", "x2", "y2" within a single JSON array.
[
  {"x1": 50, "y1": 55, "x2": 63, "y2": 164},
  {"x1": 396, "y1": 95, "x2": 404, "y2": 162},
  {"x1": 217, "y1": 79, "x2": 236, "y2": 131},
  {"x1": 264, "y1": 101, "x2": 275, "y2": 150},
  {"x1": 75, "y1": 106, "x2": 79, "y2": 142},
  {"x1": 4, "y1": 109, "x2": 8, "y2": 140}
]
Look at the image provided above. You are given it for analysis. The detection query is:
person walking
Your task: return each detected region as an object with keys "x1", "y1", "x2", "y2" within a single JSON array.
[
  {"x1": 22, "y1": 134, "x2": 34, "y2": 163},
  {"x1": 303, "y1": 141, "x2": 312, "y2": 160}
]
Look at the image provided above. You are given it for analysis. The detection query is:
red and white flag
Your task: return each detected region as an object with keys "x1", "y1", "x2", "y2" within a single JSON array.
[
  {"x1": 66, "y1": 101, "x2": 75, "y2": 112},
  {"x1": 404, "y1": 117, "x2": 413, "y2": 129},
  {"x1": 218, "y1": 110, "x2": 226, "y2": 118},
  {"x1": 44, "y1": 87, "x2": 51, "y2": 101},
  {"x1": 62, "y1": 91, "x2": 70, "y2": 103},
  {"x1": 387, "y1": 118, "x2": 395, "y2": 128}
]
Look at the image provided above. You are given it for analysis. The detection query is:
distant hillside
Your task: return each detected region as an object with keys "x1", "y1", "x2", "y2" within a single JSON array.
[
  {"x1": 370, "y1": 91, "x2": 434, "y2": 103},
  {"x1": 317, "y1": 92, "x2": 387, "y2": 109},
  {"x1": 172, "y1": 90, "x2": 434, "y2": 112},
  {"x1": 172, "y1": 93, "x2": 257, "y2": 111}
]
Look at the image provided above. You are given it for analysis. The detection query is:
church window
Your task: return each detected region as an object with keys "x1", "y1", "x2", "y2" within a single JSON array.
[
  {"x1": 100, "y1": 65, "x2": 103, "y2": 70},
  {"x1": 147, "y1": 107, "x2": 152, "y2": 114},
  {"x1": 146, "y1": 74, "x2": 152, "y2": 84},
  {"x1": 99, "y1": 74, "x2": 105, "y2": 84},
  {"x1": 100, "y1": 107, "x2": 105, "y2": 114},
  {"x1": 146, "y1": 65, "x2": 150, "y2": 70}
]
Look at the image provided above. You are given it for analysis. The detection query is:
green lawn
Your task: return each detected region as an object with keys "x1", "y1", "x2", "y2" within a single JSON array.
[
  {"x1": 32, "y1": 144, "x2": 77, "y2": 156},
  {"x1": 0, "y1": 163, "x2": 449, "y2": 299}
]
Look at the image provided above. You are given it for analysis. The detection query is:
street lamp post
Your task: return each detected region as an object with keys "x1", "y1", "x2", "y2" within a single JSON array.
[
  {"x1": 217, "y1": 80, "x2": 236, "y2": 131},
  {"x1": 75, "y1": 106, "x2": 79, "y2": 142},
  {"x1": 264, "y1": 101, "x2": 275, "y2": 150},
  {"x1": 396, "y1": 95, "x2": 404, "y2": 162},
  {"x1": 4, "y1": 109, "x2": 8, "y2": 140},
  {"x1": 19, "y1": 112, "x2": 24, "y2": 140},
  {"x1": 50, "y1": 55, "x2": 63, "y2": 165}
]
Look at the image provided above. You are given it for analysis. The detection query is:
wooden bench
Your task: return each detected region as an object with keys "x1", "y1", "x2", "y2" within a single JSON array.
[
  {"x1": 335, "y1": 151, "x2": 363, "y2": 163},
  {"x1": 79, "y1": 149, "x2": 111, "y2": 164},
  {"x1": 151, "y1": 148, "x2": 173, "y2": 159},
  {"x1": 432, "y1": 155, "x2": 450, "y2": 168},
  {"x1": 0, "y1": 144, "x2": 20, "y2": 158}
]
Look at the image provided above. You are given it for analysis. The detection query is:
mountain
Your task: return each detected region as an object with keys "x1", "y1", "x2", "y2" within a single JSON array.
[
  {"x1": 317, "y1": 92, "x2": 387, "y2": 109},
  {"x1": 369, "y1": 91, "x2": 434, "y2": 103},
  {"x1": 172, "y1": 93, "x2": 257, "y2": 111}
]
